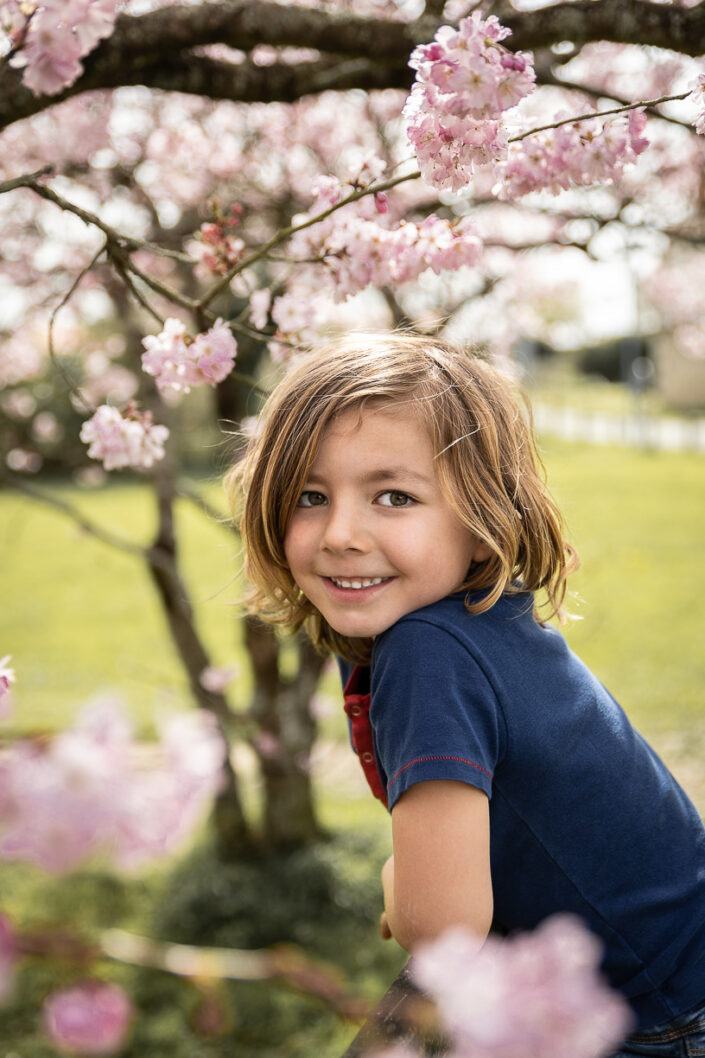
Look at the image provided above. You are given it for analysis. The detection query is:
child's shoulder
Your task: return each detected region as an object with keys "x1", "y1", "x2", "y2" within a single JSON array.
[
  {"x1": 374, "y1": 589, "x2": 545, "y2": 664},
  {"x1": 389, "y1": 588, "x2": 535, "y2": 634}
]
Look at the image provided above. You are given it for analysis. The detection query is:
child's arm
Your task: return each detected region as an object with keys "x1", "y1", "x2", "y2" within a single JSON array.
[{"x1": 381, "y1": 780, "x2": 493, "y2": 952}]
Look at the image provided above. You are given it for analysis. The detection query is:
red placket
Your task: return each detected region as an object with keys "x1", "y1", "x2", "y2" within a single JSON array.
[{"x1": 343, "y1": 665, "x2": 388, "y2": 808}]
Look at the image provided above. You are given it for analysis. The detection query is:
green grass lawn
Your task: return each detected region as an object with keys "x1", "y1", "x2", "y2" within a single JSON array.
[
  {"x1": 2, "y1": 438, "x2": 704, "y2": 819},
  {"x1": 1, "y1": 476, "x2": 249, "y2": 732},
  {"x1": 2, "y1": 440, "x2": 703, "y2": 742}
]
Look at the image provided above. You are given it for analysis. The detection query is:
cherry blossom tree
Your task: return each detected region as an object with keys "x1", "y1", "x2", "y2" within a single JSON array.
[
  {"x1": 3, "y1": 0, "x2": 705, "y2": 849},
  {"x1": 2, "y1": 2, "x2": 705, "y2": 1049}
]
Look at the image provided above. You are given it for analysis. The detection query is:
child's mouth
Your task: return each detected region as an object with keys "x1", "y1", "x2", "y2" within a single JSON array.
[{"x1": 327, "y1": 576, "x2": 391, "y2": 590}]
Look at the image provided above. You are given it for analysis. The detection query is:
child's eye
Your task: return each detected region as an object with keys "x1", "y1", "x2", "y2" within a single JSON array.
[
  {"x1": 297, "y1": 490, "x2": 327, "y2": 508},
  {"x1": 377, "y1": 490, "x2": 415, "y2": 508}
]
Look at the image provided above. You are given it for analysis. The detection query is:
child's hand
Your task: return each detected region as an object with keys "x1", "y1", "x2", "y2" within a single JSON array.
[{"x1": 379, "y1": 910, "x2": 393, "y2": 940}]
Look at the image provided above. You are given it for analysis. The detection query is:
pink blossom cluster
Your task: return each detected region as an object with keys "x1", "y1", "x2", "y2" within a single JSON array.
[
  {"x1": 0, "y1": 656, "x2": 14, "y2": 720},
  {"x1": 197, "y1": 203, "x2": 245, "y2": 276},
  {"x1": 43, "y1": 981, "x2": 132, "y2": 1056},
  {"x1": 388, "y1": 915, "x2": 632, "y2": 1058},
  {"x1": 495, "y1": 109, "x2": 649, "y2": 199},
  {"x1": 290, "y1": 177, "x2": 482, "y2": 301},
  {"x1": 269, "y1": 283, "x2": 330, "y2": 361},
  {"x1": 7, "y1": 0, "x2": 119, "y2": 97},
  {"x1": 80, "y1": 403, "x2": 169, "y2": 471},
  {"x1": 141, "y1": 317, "x2": 238, "y2": 401},
  {"x1": 0, "y1": 698, "x2": 226, "y2": 873},
  {"x1": 404, "y1": 12, "x2": 536, "y2": 193}
]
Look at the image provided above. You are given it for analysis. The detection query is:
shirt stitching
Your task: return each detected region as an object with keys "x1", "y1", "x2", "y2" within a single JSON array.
[{"x1": 388, "y1": 754, "x2": 493, "y2": 791}]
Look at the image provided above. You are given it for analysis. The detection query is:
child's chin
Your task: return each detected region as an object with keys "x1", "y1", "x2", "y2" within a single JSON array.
[{"x1": 329, "y1": 618, "x2": 394, "y2": 640}]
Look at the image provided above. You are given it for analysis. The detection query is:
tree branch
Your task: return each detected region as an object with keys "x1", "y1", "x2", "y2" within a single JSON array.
[
  {"x1": 505, "y1": 0, "x2": 705, "y2": 56},
  {"x1": 1, "y1": 471, "x2": 149, "y2": 560},
  {"x1": 2, "y1": 0, "x2": 705, "y2": 131}
]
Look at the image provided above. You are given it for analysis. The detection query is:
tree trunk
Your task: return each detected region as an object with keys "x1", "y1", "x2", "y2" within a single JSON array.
[
  {"x1": 245, "y1": 617, "x2": 327, "y2": 849},
  {"x1": 147, "y1": 464, "x2": 254, "y2": 855}
]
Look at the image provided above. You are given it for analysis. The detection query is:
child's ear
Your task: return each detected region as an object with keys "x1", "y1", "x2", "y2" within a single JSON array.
[{"x1": 472, "y1": 539, "x2": 493, "y2": 564}]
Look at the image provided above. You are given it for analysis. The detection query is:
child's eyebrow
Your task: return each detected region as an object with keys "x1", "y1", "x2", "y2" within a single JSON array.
[
  {"x1": 306, "y1": 466, "x2": 434, "y2": 487},
  {"x1": 364, "y1": 467, "x2": 434, "y2": 486}
]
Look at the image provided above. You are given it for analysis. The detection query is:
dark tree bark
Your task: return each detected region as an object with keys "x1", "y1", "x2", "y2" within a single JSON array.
[
  {"x1": 147, "y1": 463, "x2": 254, "y2": 854},
  {"x1": 245, "y1": 617, "x2": 328, "y2": 850},
  {"x1": 2, "y1": 1, "x2": 705, "y2": 132}
]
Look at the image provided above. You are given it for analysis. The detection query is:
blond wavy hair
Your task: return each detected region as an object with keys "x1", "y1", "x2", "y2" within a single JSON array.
[{"x1": 230, "y1": 332, "x2": 578, "y2": 662}]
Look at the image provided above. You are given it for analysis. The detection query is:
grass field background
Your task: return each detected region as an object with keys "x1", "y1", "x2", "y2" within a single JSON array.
[{"x1": 2, "y1": 433, "x2": 704, "y2": 810}]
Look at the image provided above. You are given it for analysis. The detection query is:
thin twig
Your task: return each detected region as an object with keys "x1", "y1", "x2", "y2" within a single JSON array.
[
  {"x1": 176, "y1": 480, "x2": 234, "y2": 530},
  {"x1": 100, "y1": 929, "x2": 365, "y2": 1017},
  {"x1": 509, "y1": 89, "x2": 693, "y2": 142},
  {"x1": 0, "y1": 170, "x2": 194, "y2": 263},
  {"x1": 2, "y1": 471, "x2": 148, "y2": 560},
  {"x1": 0, "y1": 165, "x2": 54, "y2": 193},
  {"x1": 111, "y1": 256, "x2": 167, "y2": 326},
  {"x1": 198, "y1": 169, "x2": 421, "y2": 308},
  {"x1": 107, "y1": 241, "x2": 203, "y2": 316},
  {"x1": 47, "y1": 242, "x2": 107, "y2": 413}
]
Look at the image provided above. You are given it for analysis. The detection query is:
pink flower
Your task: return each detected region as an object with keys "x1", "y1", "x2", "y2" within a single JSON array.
[
  {"x1": 141, "y1": 318, "x2": 237, "y2": 399},
  {"x1": 190, "y1": 319, "x2": 238, "y2": 385},
  {"x1": 0, "y1": 0, "x2": 28, "y2": 44},
  {"x1": 413, "y1": 915, "x2": 633, "y2": 1058},
  {"x1": 43, "y1": 981, "x2": 132, "y2": 1056},
  {"x1": 405, "y1": 12, "x2": 535, "y2": 193},
  {"x1": 0, "y1": 914, "x2": 18, "y2": 1003},
  {"x1": 0, "y1": 656, "x2": 15, "y2": 720},
  {"x1": 70, "y1": 0, "x2": 119, "y2": 54},
  {"x1": 80, "y1": 404, "x2": 169, "y2": 471},
  {"x1": 13, "y1": 17, "x2": 84, "y2": 96}
]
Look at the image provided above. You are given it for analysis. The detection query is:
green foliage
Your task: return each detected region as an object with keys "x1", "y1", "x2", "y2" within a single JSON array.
[{"x1": 1, "y1": 836, "x2": 405, "y2": 1058}]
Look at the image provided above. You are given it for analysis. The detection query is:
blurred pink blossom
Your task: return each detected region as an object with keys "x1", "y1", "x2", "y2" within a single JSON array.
[
  {"x1": 199, "y1": 665, "x2": 238, "y2": 694},
  {"x1": 249, "y1": 288, "x2": 272, "y2": 330},
  {"x1": 80, "y1": 404, "x2": 169, "y2": 471},
  {"x1": 0, "y1": 656, "x2": 15, "y2": 719},
  {"x1": 495, "y1": 109, "x2": 649, "y2": 199},
  {"x1": 43, "y1": 980, "x2": 132, "y2": 1056},
  {"x1": 411, "y1": 915, "x2": 633, "y2": 1058},
  {"x1": 289, "y1": 176, "x2": 483, "y2": 302},
  {"x1": 0, "y1": 698, "x2": 226, "y2": 874},
  {"x1": 9, "y1": 0, "x2": 119, "y2": 97}
]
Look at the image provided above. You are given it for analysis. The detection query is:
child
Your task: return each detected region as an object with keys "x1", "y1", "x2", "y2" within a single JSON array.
[{"x1": 235, "y1": 331, "x2": 705, "y2": 1055}]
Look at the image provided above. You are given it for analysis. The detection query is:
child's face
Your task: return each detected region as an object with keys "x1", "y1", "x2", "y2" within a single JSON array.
[{"x1": 284, "y1": 403, "x2": 490, "y2": 640}]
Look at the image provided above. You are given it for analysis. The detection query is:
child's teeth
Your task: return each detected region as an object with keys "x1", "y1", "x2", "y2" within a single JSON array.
[{"x1": 333, "y1": 577, "x2": 385, "y2": 589}]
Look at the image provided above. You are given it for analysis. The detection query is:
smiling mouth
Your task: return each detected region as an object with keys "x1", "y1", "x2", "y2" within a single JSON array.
[{"x1": 326, "y1": 576, "x2": 392, "y2": 590}]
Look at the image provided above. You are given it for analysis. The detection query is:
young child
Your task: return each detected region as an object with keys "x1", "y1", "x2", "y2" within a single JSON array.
[{"x1": 235, "y1": 331, "x2": 705, "y2": 1055}]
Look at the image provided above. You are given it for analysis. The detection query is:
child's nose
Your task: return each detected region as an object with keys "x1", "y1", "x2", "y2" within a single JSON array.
[{"x1": 320, "y1": 503, "x2": 368, "y2": 553}]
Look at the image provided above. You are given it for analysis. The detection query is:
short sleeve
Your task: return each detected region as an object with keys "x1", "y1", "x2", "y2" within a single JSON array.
[{"x1": 371, "y1": 617, "x2": 503, "y2": 810}]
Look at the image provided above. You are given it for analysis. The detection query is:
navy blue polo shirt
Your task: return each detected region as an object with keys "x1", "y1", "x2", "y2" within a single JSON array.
[{"x1": 339, "y1": 591, "x2": 705, "y2": 1030}]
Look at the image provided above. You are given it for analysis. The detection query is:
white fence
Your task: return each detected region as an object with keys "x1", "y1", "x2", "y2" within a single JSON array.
[{"x1": 533, "y1": 403, "x2": 705, "y2": 453}]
